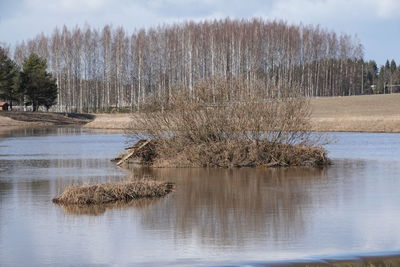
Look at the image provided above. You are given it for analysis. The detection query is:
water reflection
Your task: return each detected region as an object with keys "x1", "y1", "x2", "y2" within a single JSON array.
[
  {"x1": 1, "y1": 128, "x2": 400, "y2": 266},
  {"x1": 57, "y1": 198, "x2": 163, "y2": 216},
  {"x1": 0, "y1": 126, "x2": 84, "y2": 138},
  {"x1": 126, "y1": 167, "x2": 328, "y2": 247}
]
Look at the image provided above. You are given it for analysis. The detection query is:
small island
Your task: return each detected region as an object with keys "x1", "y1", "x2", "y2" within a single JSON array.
[
  {"x1": 116, "y1": 86, "x2": 330, "y2": 168},
  {"x1": 52, "y1": 180, "x2": 174, "y2": 205}
]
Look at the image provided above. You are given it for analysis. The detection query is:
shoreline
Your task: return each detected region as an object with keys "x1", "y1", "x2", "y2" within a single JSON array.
[
  {"x1": 0, "y1": 111, "x2": 93, "y2": 130},
  {"x1": 1, "y1": 94, "x2": 399, "y2": 133},
  {"x1": 226, "y1": 251, "x2": 400, "y2": 267}
]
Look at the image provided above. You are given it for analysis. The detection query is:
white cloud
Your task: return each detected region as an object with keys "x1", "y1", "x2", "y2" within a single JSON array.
[
  {"x1": 253, "y1": 0, "x2": 400, "y2": 24},
  {"x1": 0, "y1": 0, "x2": 399, "y2": 64},
  {"x1": 376, "y1": 0, "x2": 400, "y2": 19}
]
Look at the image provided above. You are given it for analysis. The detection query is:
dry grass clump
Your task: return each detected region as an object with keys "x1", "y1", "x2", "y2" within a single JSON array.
[
  {"x1": 52, "y1": 180, "x2": 174, "y2": 205},
  {"x1": 178, "y1": 141, "x2": 328, "y2": 168},
  {"x1": 123, "y1": 139, "x2": 328, "y2": 168},
  {"x1": 126, "y1": 78, "x2": 329, "y2": 168}
]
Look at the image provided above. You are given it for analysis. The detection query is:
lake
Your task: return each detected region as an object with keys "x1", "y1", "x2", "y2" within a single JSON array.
[{"x1": 1, "y1": 128, "x2": 400, "y2": 266}]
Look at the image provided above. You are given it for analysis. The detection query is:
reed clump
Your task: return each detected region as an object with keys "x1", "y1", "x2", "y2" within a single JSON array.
[
  {"x1": 126, "y1": 78, "x2": 330, "y2": 168},
  {"x1": 52, "y1": 180, "x2": 174, "y2": 205}
]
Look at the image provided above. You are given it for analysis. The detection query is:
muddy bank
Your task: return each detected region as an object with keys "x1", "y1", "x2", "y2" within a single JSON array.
[{"x1": 0, "y1": 111, "x2": 94, "y2": 127}]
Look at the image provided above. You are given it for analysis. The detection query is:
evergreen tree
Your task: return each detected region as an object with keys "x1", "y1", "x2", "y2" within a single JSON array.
[
  {"x1": 20, "y1": 54, "x2": 58, "y2": 111},
  {"x1": 385, "y1": 60, "x2": 390, "y2": 69},
  {"x1": 390, "y1": 59, "x2": 397, "y2": 73},
  {"x1": 363, "y1": 60, "x2": 378, "y2": 94},
  {"x1": 0, "y1": 47, "x2": 19, "y2": 109},
  {"x1": 39, "y1": 77, "x2": 58, "y2": 111}
]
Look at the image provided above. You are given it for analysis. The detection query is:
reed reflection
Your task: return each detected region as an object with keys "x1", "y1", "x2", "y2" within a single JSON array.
[
  {"x1": 56, "y1": 198, "x2": 163, "y2": 216},
  {"x1": 128, "y1": 166, "x2": 328, "y2": 247}
]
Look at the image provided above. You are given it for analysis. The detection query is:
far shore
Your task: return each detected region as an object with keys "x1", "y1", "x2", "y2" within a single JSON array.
[
  {"x1": 1, "y1": 93, "x2": 399, "y2": 133},
  {"x1": 310, "y1": 93, "x2": 400, "y2": 133},
  {"x1": 0, "y1": 111, "x2": 93, "y2": 132}
]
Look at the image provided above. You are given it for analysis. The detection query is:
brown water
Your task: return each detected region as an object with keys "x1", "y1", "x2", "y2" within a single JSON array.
[{"x1": 1, "y1": 128, "x2": 400, "y2": 266}]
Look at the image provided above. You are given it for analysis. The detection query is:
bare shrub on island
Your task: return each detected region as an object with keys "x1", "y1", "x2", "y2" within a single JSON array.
[{"x1": 127, "y1": 78, "x2": 329, "y2": 167}]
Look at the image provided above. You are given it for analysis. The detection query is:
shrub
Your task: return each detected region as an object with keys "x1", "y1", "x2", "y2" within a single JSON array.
[{"x1": 126, "y1": 78, "x2": 329, "y2": 168}]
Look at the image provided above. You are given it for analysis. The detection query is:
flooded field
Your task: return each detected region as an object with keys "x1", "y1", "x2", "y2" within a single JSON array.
[{"x1": 1, "y1": 128, "x2": 400, "y2": 266}]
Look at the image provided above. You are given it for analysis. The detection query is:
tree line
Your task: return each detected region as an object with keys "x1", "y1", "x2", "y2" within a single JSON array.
[
  {"x1": 2, "y1": 18, "x2": 399, "y2": 112},
  {"x1": 0, "y1": 47, "x2": 57, "y2": 111},
  {"x1": 364, "y1": 59, "x2": 400, "y2": 94}
]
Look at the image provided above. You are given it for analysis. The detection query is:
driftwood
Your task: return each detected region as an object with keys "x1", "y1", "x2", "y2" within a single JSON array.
[{"x1": 116, "y1": 139, "x2": 151, "y2": 166}]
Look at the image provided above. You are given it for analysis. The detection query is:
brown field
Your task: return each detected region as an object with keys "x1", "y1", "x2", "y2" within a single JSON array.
[
  {"x1": 310, "y1": 93, "x2": 400, "y2": 132},
  {"x1": 84, "y1": 93, "x2": 400, "y2": 133},
  {"x1": 1, "y1": 94, "x2": 399, "y2": 133},
  {"x1": 84, "y1": 113, "x2": 132, "y2": 130}
]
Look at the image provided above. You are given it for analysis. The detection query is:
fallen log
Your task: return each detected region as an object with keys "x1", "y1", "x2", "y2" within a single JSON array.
[{"x1": 116, "y1": 139, "x2": 151, "y2": 166}]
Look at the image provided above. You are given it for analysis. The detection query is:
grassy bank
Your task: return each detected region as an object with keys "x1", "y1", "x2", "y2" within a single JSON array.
[{"x1": 53, "y1": 180, "x2": 174, "y2": 205}]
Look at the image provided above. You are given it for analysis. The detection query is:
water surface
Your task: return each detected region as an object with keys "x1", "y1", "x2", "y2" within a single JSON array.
[{"x1": 1, "y1": 129, "x2": 400, "y2": 266}]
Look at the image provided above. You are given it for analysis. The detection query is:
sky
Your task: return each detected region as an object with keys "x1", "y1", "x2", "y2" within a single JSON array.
[{"x1": 0, "y1": 0, "x2": 399, "y2": 66}]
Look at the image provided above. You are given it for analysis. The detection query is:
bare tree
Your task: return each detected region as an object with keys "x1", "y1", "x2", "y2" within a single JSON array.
[{"x1": 13, "y1": 19, "x2": 365, "y2": 112}]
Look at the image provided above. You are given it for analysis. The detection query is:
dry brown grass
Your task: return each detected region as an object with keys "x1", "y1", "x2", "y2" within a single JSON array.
[
  {"x1": 310, "y1": 93, "x2": 400, "y2": 132},
  {"x1": 52, "y1": 179, "x2": 174, "y2": 205},
  {"x1": 84, "y1": 113, "x2": 132, "y2": 129},
  {"x1": 311, "y1": 93, "x2": 400, "y2": 118},
  {"x1": 84, "y1": 93, "x2": 400, "y2": 133},
  {"x1": 125, "y1": 79, "x2": 329, "y2": 168},
  {"x1": 125, "y1": 139, "x2": 328, "y2": 168}
]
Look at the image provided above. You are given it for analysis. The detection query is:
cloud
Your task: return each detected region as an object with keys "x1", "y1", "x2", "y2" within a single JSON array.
[
  {"x1": 0, "y1": 0, "x2": 399, "y2": 64},
  {"x1": 376, "y1": 0, "x2": 400, "y2": 19},
  {"x1": 257, "y1": 0, "x2": 396, "y2": 25}
]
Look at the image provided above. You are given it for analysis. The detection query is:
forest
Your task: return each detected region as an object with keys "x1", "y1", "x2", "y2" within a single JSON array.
[{"x1": 3, "y1": 18, "x2": 400, "y2": 112}]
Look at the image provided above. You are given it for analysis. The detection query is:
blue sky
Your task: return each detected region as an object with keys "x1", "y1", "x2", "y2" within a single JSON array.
[{"x1": 0, "y1": 0, "x2": 399, "y2": 66}]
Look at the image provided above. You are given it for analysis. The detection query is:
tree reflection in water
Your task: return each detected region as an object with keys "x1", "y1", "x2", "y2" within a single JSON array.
[{"x1": 126, "y1": 166, "x2": 328, "y2": 248}]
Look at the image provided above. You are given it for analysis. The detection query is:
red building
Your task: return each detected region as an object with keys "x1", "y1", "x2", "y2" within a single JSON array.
[{"x1": 0, "y1": 102, "x2": 9, "y2": 111}]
